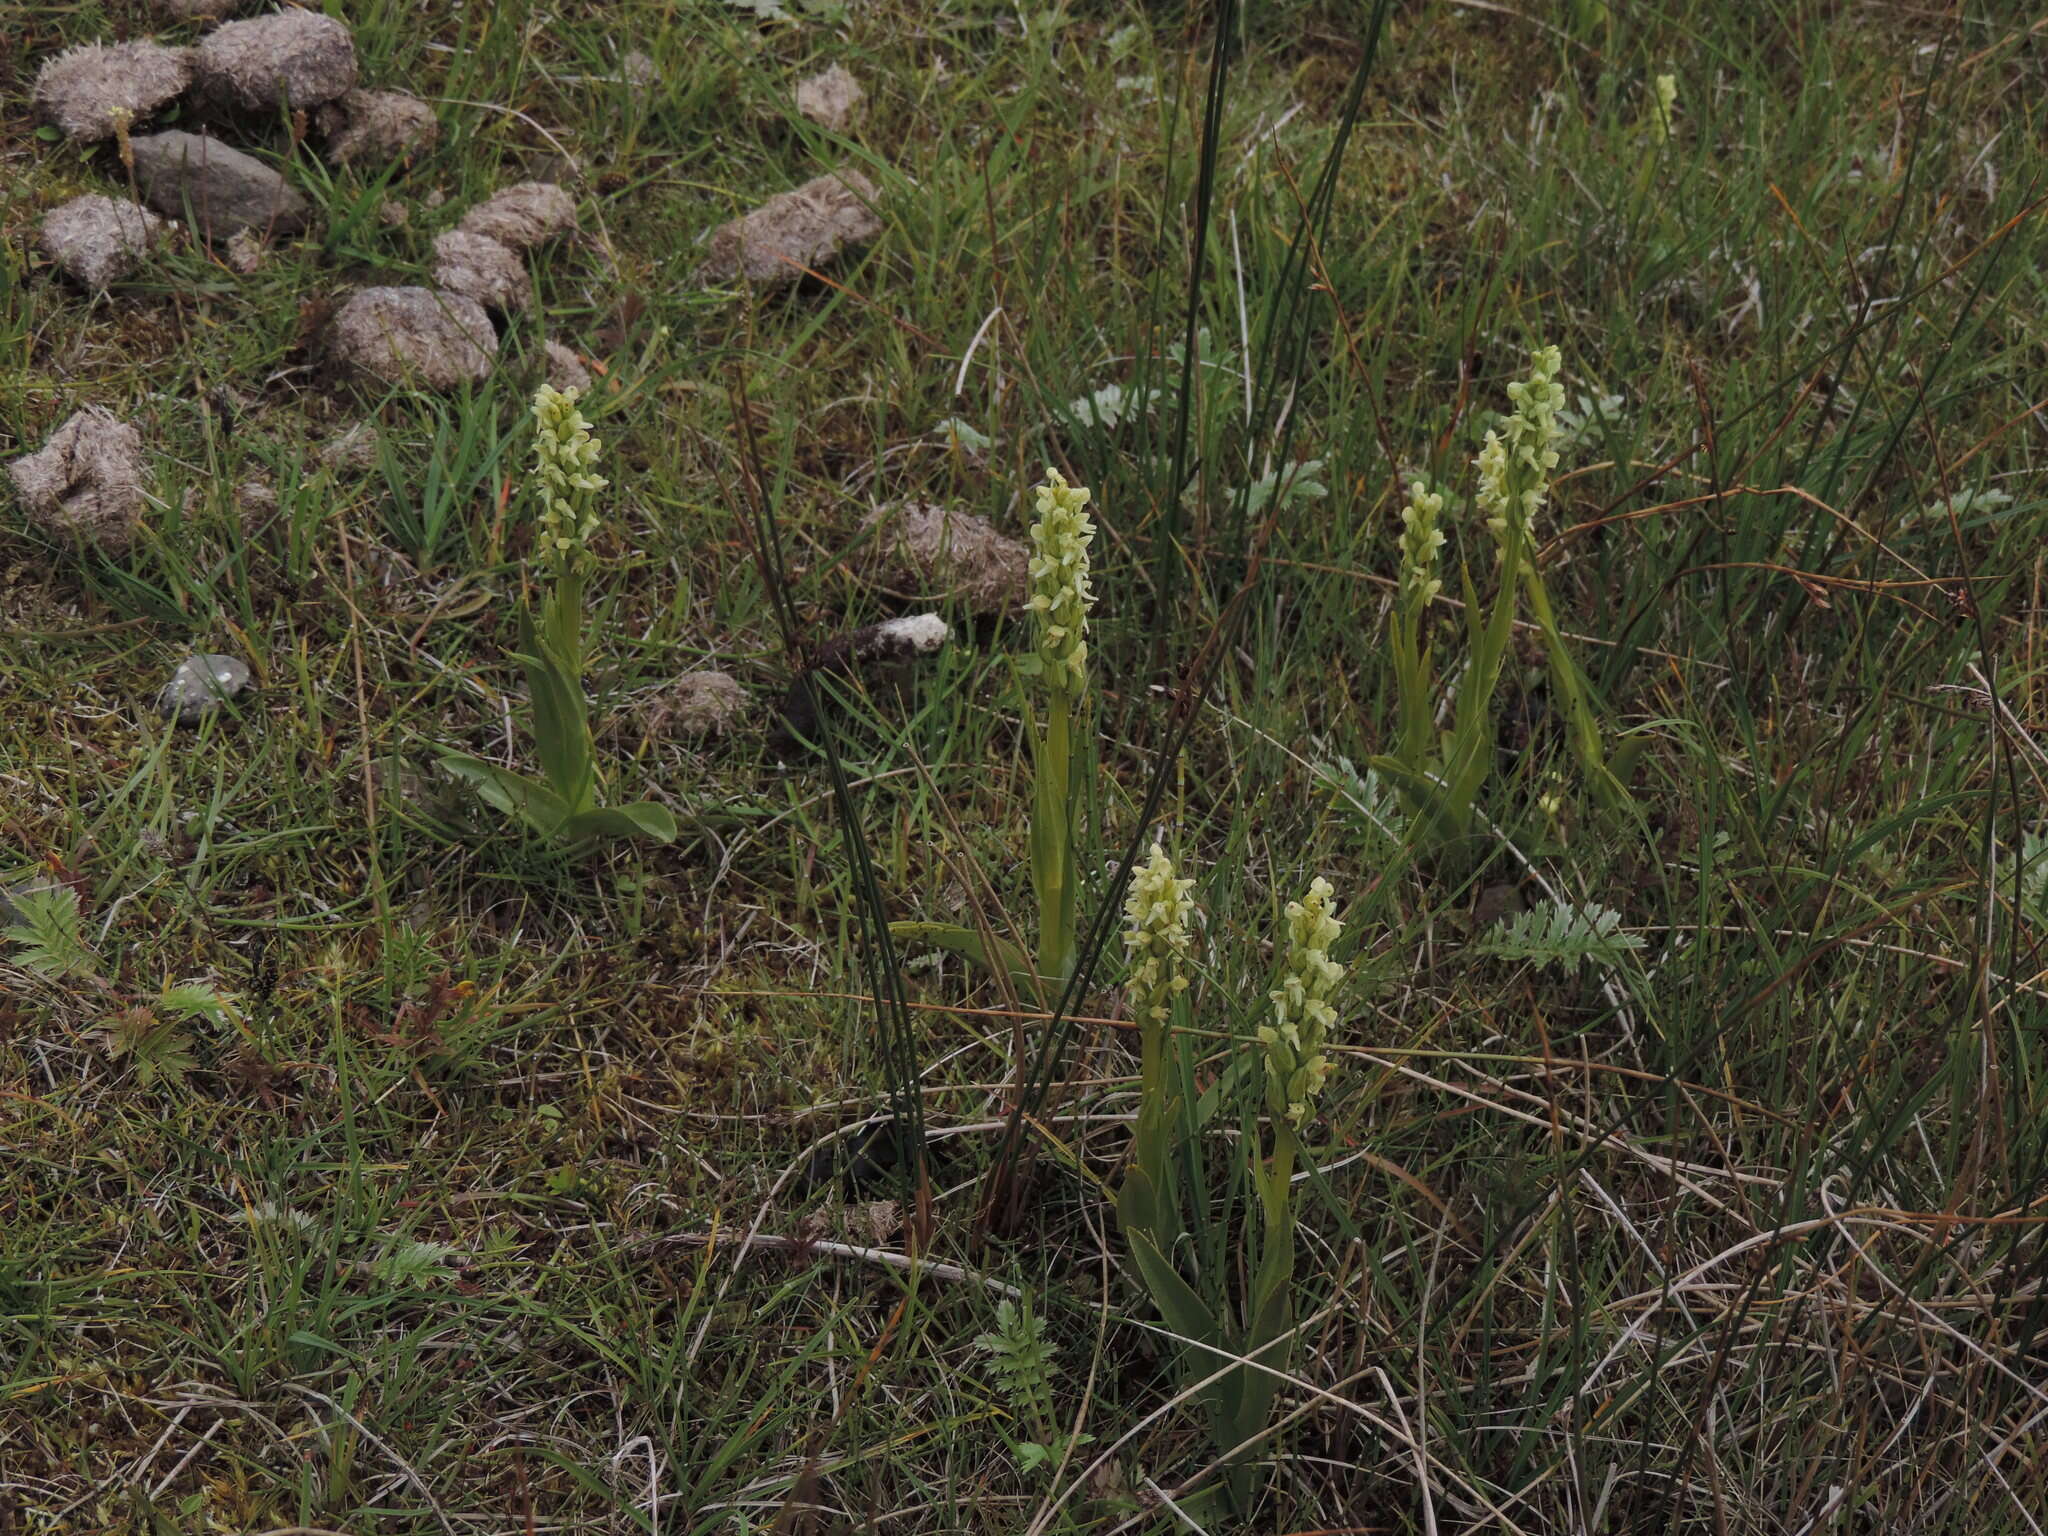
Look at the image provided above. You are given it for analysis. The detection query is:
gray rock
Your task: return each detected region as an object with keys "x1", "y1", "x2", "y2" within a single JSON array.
[
  {"x1": 457, "y1": 182, "x2": 576, "y2": 251},
  {"x1": 432, "y1": 230, "x2": 529, "y2": 313},
  {"x1": 315, "y1": 88, "x2": 439, "y2": 166},
  {"x1": 6, "y1": 407, "x2": 148, "y2": 554},
  {"x1": 863, "y1": 502, "x2": 1027, "y2": 618},
  {"x1": 328, "y1": 286, "x2": 498, "y2": 392},
  {"x1": 158, "y1": 653, "x2": 253, "y2": 723},
  {"x1": 795, "y1": 64, "x2": 865, "y2": 133},
  {"x1": 654, "y1": 671, "x2": 749, "y2": 736},
  {"x1": 38, "y1": 195, "x2": 165, "y2": 289},
  {"x1": 130, "y1": 130, "x2": 310, "y2": 241},
  {"x1": 196, "y1": 10, "x2": 356, "y2": 112},
  {"x1": 697, "y1": 169, "x2": 881, "y2": 290},
  {"x1": 543, "y1": 340, "x2": 591, "y2": 393},
  {"x1": 32, "y1": 41, "x2": 195, "y2": 143}
]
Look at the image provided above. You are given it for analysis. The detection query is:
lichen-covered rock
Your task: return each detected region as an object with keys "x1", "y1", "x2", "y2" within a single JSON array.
[
  {"x1": 457, "y1": 182, "x2": 577, "y2": 251},
  {"x1": 315, "y1": 88, "x2": 439, "y2": 166},
  {"x1": 6, "y1": 407, "x2": 148, "y2": 554},
  {"x1": 328, "y1": 286, "x2": 498, "y2": 392},
  {"x1": 431, "y1": 230, "x2": 529, "y2": 314},
  {"x1": 158, "y1": 653, "x2": 252, "y2": 723},
  {"x1": 129, "y1": 130, "x2": 310, "y2": 241},
  {"x1": 795, "y1": 65, "x2": 865, "y2": 133},
  {"x1": 697, "y1": 169, "x2": 881, "y2": 290},
  {"x1": 32, "y1": 41, "x2": 194, "y2": 143},
  {"x1": 38, "y1": 195, "x2": 165, "y2": 289},
  {"x1": 196, "y1": 10, "x2": 356, "y2": 112},
  {"x1": 863, "y1": 502, "x2": 1027, "y2": 618},
  {"x1": 543, "y1": 341, "x2": 592, "y2": 393},
  {"x1": 652, "y1": 671, "x2": 749, "y2": 737}
]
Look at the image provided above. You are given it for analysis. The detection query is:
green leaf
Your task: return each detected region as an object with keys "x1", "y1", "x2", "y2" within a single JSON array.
[
  {"x1": 4, "y1": 884, "x2": 99, "y2": 980},
  {"x1": 439, "y1": 752, "x2": 572, "y2": 835},
  {"x1": 1476, "y1": 899, "x2": 1645, "y2": 975},
  {"x1": 160, "y1": 982, "x2": 236, "y2": 1025},
  {"x1": 515, "y1": 609, "x2": 594, "y2": 811},
  {"x1": 887, "y1": 921, "x2": 1041, "y2": 999},
  {"x1": 561, "y1": 801, "x2": 679, "y2": 844}
]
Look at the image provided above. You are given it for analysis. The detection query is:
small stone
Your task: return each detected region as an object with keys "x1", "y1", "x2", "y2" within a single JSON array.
[
  {"x1": 224, "y1": 228, "x2": 266, "y2": 273},
  {"x1": 620, "y1": 50, "x2": 657, "y2": 90},
  {"x1": 32, "y1": 41, "x2": 195, "y2": 143},
  {"x1": 327, "y1": 286, "x2": 498, "y2": 392},
  {"x1": 158, "y1": 653, "x2": 253, "y2": 724},
  {"x1": 457, "y1": 182, "x2": 577, "y2": 251},
  {"x1": 317, "y1": 421, "x2": 379, "y2": 473},
  {"x1": 196, "y1": 10, "x2": 357, "y2": 112},
  {"x1": 862, "y1": 502, "x2": 1026, "y2": 618},
  {"x1": 38, "y1": 195, "x2": 165, "y2": 290},
  {"x1": 157, "y1": 0, "x2": 244, "y2": 18},
  {"x1": 697, "y1": 169, "x2": 881, "y2": 290},
  {"x1": 6, "y1": 407, "x2": 148, "y2": 554},
  {"x1": 654, "y1": 671, "x2": 749, "y2": 736},
  {"x1": 431, "y1": 230, "x2": 530, "y2": 314},
  {"x1": 130, "y1": 130, "x2": 310, "y2": 242},
  {"x1": 235, "y1": 477, "x2": 278, "y2": 529},
  {"x1": 377, "y1": 198, "x2": 408, "y2": 228},
  {"x1": 315, "y1": 88, "x2": 439, "y2": 167},
  {"x1": 795, "y1": 64, "x2": 865, "y2": 133},
  {"x1": 424, "y1": 187, "x2": 447, "y2": 210},
  {"x1": 543, "y1": 340, "x2": 591, "y2": 393}
]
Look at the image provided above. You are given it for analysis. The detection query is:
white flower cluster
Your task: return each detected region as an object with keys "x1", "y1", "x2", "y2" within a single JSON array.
[
  {"x1": 1259, "y1": 877, "x2": 1346, "y2": 1128},
  {"x1": 1652, "y1": 74, "x2": 1678, "y2": 143},
  {"x1": 1475, "y1": 344, "x2": 1565, "y2": 545},
  {"x1": 1122, "y1": 843, "x2": 1196, "y2": 1027},
  {"x1": 1397, "y1": 480, "x2": 1446, "y2": 606},
  {"x1": 1025, "y1": 468, "x2": 1097, "y2": 695},
  {"x1": 531, "y1": 384, "x2": 607, "y2": 565}
]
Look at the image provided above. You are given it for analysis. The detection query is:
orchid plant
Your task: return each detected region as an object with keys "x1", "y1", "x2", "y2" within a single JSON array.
[{"x1": 441, "y1": 386, "x2": 677, "y2": 848}]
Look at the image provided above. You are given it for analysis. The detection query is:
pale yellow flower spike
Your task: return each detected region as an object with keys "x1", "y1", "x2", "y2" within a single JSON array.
[
  {"x1": 1123, "y1": 843, "x2": 1196, "y2": 1027},
  {"x1": 531, "y1": 384, "x2": 608, "y2": 568},
  {"x1": 1025, "y1": 468, "x2": 1097, "y2": 697}
]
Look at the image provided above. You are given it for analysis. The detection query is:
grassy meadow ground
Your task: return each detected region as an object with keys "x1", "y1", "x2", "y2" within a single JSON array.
[{"x1": 6, "y1": 0, "x2": 2048, "y2": 1530}]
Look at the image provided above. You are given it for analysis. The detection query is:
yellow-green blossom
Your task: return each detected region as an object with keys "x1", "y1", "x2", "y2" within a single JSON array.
[
  {"x1": 1258, "y1": 877, "x2": 1345, "y2": 1128},
  {"x1": 1475, "y1": 345, "x2": 1565, "y2": 546},
  {"x1": 1397, "y1": 480, "x2": 1446, "y2": 606},
  {"x1": 531, "y1": 384, "x2": 607, "y2": 566},
  {"x1": 1025, "y1": 468, "x2": 1096, "y2": 696},
  {"x1": 1123, "y1": 843, "x2": 1196, "y2": 1027},
  {"x1": 1651, "y1": 73, "x2": 1678, "y2": 143}
]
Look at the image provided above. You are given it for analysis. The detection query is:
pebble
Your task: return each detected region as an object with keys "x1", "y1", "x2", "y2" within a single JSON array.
[
  {"x1": 457, "y1": 182, "x2": 577, "y2": 251},
  {"x1": 327, "y1": 286, "x2": 498, "y2": 391},
  {"x1": 196, "y1": 9, "x2": 357, "y2": 112},
  {"x1": 795, "y1": 64, "x2": 865, "y2": 133},
  {"x1": 32, "y1": 41, "x2": 194, "y2": 143},
  {"x1": 6, "y1": 407, "x2": 148, "y2": 554},
  {"x1": 315, "y1": 88, "x2": 440, "y2": 167},
  {"x1": 158, "y1": 654, "x2": 253, "y2": 724},
  {"x1": 38, "y1": 195, "x2": 165, "y2": 290},
  {"x1": 862, "y1": 502, "x2": 1026, "y2": 618},
  {"x1": 543, "y1": 340, "x2": 592, "y2": 393},
  {"x1": 697, "y1": 169, "x2": 881, "y2": 290},
  {"x1": 432, "y1": 229, "x2": 530, "y2": 313},
  {"x1": 655, "y1": 670, "x2": 749, "y2": 736}
]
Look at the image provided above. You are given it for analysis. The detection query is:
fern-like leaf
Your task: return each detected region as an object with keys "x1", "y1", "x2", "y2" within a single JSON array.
[
  {"x1": 1476, "y1": 900, "x2": 1644, "y2": 975},
  {"x1": 4, "y1": 884, "x2": 98, "y2": 980}
]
